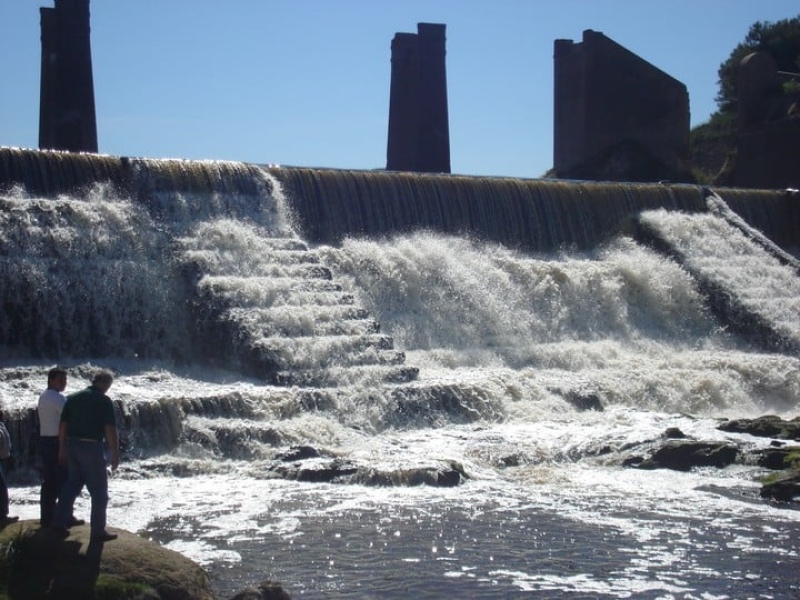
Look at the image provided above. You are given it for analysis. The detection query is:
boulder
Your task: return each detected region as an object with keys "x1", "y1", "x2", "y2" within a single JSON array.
[
  {"x1": 270, "y1": 457, "x2": 467, "y2": 487},
  {"x1": 755, "y1": 445, "x2": 800, "y2": 470},
  {"x1": 635, "y1": 440, "x2": 739, "y2": 471},
  {"x1": 0, "y1": 520, "x2": 214, "y2": 599},
  {"x1": 564, "y1": 391, "x2": 604, "y2": 412},
  {"x1": 760, "y1": 470, "x2": 800, "y2": 502},
  {"x1": 663, "y1": 427, "x2": 687, "y2": 439},
  {"x1": 0, "y1": 520, "x2": 294, "y2": 599},
  {"x1": 229, "y1": 580, "x2": 292, "y2": 600},
  {"x1": 718, "y1": 415, "x2": 800, "y2": 440}
]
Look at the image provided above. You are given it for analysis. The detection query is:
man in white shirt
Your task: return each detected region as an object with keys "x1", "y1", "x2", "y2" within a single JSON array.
[{"x1": 37, "y1": 367, "x2": 82, "y2": 527}]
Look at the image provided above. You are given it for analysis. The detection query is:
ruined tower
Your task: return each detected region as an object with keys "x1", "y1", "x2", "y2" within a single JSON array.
[
  {"x1": 553, "y1": 29, "x2": 689, "y2": 182},
  {"x1": 732, "y1": 51, "x2": 800, "y2": 189},
  {"x1": 39, "y1": 0, "x2": 98, "y2": 153},
  {"x1": 386, "y1": 23, "x2": 450, "y2": 173}
]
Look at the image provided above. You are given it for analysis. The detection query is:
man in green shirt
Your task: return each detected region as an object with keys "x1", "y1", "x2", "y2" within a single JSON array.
[{"x1": 51, "y1": 370, "x2": 120, "y2": 541}]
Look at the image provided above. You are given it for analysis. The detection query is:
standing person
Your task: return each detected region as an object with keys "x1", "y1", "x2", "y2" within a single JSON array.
[
  {"x1": 0, "y1": 412, "x2": 19, "y2": 525},
  {"x1": 51, "y1": 370, "x2": 120, "y2": 541},
  {"x1": 37, "y1": 367, "x2": 83, "y2": 527}
]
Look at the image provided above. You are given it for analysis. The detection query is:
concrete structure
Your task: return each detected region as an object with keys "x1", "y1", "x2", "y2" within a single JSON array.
[
  {"x1": 553, "y1": 30, "x2": 690, "y2": 182},
  {"x1": 732, "y1": 51, "x2": 800, "y2": 189},
  {"x1": 39, "y1": 0, "x2": 98, "y2": 153},
  {"x1": 386, "y1": 23, "x2": 450, "y2": 173}
]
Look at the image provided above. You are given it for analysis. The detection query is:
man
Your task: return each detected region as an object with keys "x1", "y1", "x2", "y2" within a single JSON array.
[
  {"x1": 51, "y1": 369, "x2": 120, "y2": 541},
  {"x1": 37, "y1": 367, "x2": 83, "y2": 527}
]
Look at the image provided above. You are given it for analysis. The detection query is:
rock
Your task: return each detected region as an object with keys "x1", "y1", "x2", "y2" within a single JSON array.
[
  {"x1": 355, "y1": 464, "x2": 466, "y2": 487},
  {"x1": 718, "y1": 415, "x2": 800, "y2": 440},
  {"x1": 663, "y1": 427, "x2": 687, "y2": 439},
  {"x1": 564, "y1": 391, "x2": 604, "y2": 412},
  {"x1": 271, "y1": 458, "x2": 359, "y2": 483},
  {"x1": 755, "y1": 446, "x2": 800, "y2": 470},
  {"x1": 760, "y1": 470, "x2": 800, "y2": 502},
  {"x1": 547, "y1": 388, "x2": 604, "y2": 412},
  {"x1": 267, "y1": 448, "x2": 468, "y2": 488},
  {"x1": 274, "y1": 445, "x2": 324, "y2": 462},
  {"x1": 636, "y1": 440, "x2": 739, "y2": 471},
  {"x1": 0, "y1": 520, "x2": 214, "y2": 599},
  {"x1": 229, "y1": 580, "x2": 292, "y2": 600},
  {"x1": 499, "y1": 454, "x2": 522, "y2": 467}
]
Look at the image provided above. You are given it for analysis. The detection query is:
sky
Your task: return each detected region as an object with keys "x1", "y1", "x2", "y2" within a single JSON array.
[{"x1": 1, "y1": 1, "x2": 798, "y2": 179}]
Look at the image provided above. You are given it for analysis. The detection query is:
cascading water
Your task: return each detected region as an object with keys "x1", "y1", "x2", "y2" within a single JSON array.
[{"x1": 1, "y1": 147, "x2": 799, "y2": 599}]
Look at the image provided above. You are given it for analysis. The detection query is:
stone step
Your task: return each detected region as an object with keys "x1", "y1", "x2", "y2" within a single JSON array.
[
  {"x1": 250, "y1": 334, "x2": 398, "y2": 370},
  {"x1": 191, "y1": 262, "x2": 332, "y2": 280},
  {"x1": 226, "y1": 306, "x2": 374, "y2": 337},
  {"x1": 275, "y1": 364, "x2": 420, "y2": 387},
  {"x1": 255, "y1": 237, "x2": 311, "y2": 252},
  {"x1": 199, "y1": 276, "x2": 344, "y2": 300},
  {"x1": 218, "y1": 287, "x2": 356, "y2": 311},
  {"x1": 229, "y1": 314, "x2": 380, "y2": 338}
]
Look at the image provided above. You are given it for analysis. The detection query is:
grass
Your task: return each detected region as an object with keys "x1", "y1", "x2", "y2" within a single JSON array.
[
  {"x1": 784, "y1": 450, "x2": 800, "y2": 470},
  {"x1": 93, "y1": 575, "x2": 154, "y2": 600}
]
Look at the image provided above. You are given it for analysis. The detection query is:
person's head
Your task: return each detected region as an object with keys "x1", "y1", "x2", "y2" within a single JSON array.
[
  {"x1": 47, "y1": 367, "x2": 68, "y2": 392},
  {"x1": 91, "y1": 370, "x2": 114, "y2": 393}
]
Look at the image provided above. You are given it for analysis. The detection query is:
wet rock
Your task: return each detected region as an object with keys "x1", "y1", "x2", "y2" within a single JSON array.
[
  {"x1": 760, "y1": 470, "x2": 800, "y2": 502},
  {"x1": 229, "y1": 580, "x2": 293, "y2": 600},
  {"x1": 272, "y1": 458, "x2": 358, "y2": 483},
  {"x1": 622, "y1": 455, "x2": 644, "y2": 468},
  {"x1": 663, "y1": 427, "x2": 687, "y2": 439},
  {"x1": 268, "y1": 454, "x2": 468, "y2": 488},
  {"x1": 564, "y1": 391, "x2": 604, "y2": 412},
  {"x1": 499, "y1": 453, "x2": 522, "y2": 467},
  {"x1": 354, "y1": 463, "x2": 467, "y2": 487},
  {"x1": 755, "y1": 446, "x2": 800, "y2": 470},
  {"x1": 275, "y1": 445, "x2": 324, "y2": 462},
  {"x1": 635, "y1": 440, "x2": 739, "y2": 471},
  {"x1": 718, "y1": 415, "x2": 800, "y2": 440},
  {"x1": 547, "y1": 387, "x2": 604, "y2": 412}
]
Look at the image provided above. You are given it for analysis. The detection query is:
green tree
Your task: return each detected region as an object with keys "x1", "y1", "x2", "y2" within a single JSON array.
[{"x1": 715, "y1": 14, "x2": 800, "y2": 113}]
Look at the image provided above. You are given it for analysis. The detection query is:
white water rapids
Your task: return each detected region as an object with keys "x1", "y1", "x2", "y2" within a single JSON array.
[{"x1": 1, "y1": 175, "x2": 799, "y2": 598}]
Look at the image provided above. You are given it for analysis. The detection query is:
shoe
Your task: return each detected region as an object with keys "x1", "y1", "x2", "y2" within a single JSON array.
[
  {"x1": 0, "y1": 516, "x2": 19, "y2": 525},
  {"x1": 90, "y1": 531, "x2": 118, "y2": 542},
  {"x1": 68, "y1": 516, "x2": 85, "y2": 526}
]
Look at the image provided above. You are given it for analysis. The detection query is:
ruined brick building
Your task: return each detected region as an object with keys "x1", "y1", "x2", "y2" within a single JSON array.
[{"x1": 553, "y1": 29, "x2": 691, "y2": 183}]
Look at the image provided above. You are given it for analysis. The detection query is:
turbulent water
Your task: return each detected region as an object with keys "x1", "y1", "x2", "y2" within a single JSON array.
[{"x1": 1, "y1": 165, "x2": 799, "y2": 599}]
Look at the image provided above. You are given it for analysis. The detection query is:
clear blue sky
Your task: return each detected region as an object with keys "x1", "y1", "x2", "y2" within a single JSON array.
[{"x1": 1, "y1": 1, "x2": 798, "y2": 178}]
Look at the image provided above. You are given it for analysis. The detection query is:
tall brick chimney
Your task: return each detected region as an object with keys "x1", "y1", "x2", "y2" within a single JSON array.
[
  {"x1": 386, "y1": 23, "x2": 450, "y2": 173},
  {"x1": 39, "y1": 0, "x2": 98, "y2": 153}
]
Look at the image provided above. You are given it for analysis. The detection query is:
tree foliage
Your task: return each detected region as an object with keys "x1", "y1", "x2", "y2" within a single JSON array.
[{"x1": 716, "y1": 14, "x2": 800, "y2": 113}]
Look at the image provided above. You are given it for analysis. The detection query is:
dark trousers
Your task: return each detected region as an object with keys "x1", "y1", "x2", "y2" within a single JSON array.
[
  {"x1": 0, "y1": 461, "x2": 9, "y2": 517},
  {"x1": 53, "y1": 439, "x2": 108, "y2": 536},
  {"x1": 38, "y1": 436, "x2": 67, "y2": 526}
]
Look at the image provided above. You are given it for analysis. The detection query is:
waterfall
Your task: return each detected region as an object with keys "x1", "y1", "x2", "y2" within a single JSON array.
[
  {"x1": 0, "y1": 148, "x2": 291, "y2": 364},
  {"x1": 1, "y1": 147, "x2": 796, "y2": 370},
  {"x1": 270, "y1": 167, "x2": 717, "y2": 251},
  {"x1": 0, "y1": 148, "x2": 416, "y2": 387},
  {"x1": 1, "y1": 146, "x2": 800, "y2": 484},
  {"x1": 4, "y1": 149, "x2": 800, "y2": 598}
]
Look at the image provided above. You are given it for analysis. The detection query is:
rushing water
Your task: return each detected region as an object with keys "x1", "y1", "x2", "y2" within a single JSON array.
[{"x1": 1, "y1": 155, "x2": 799, "y2": 598}]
